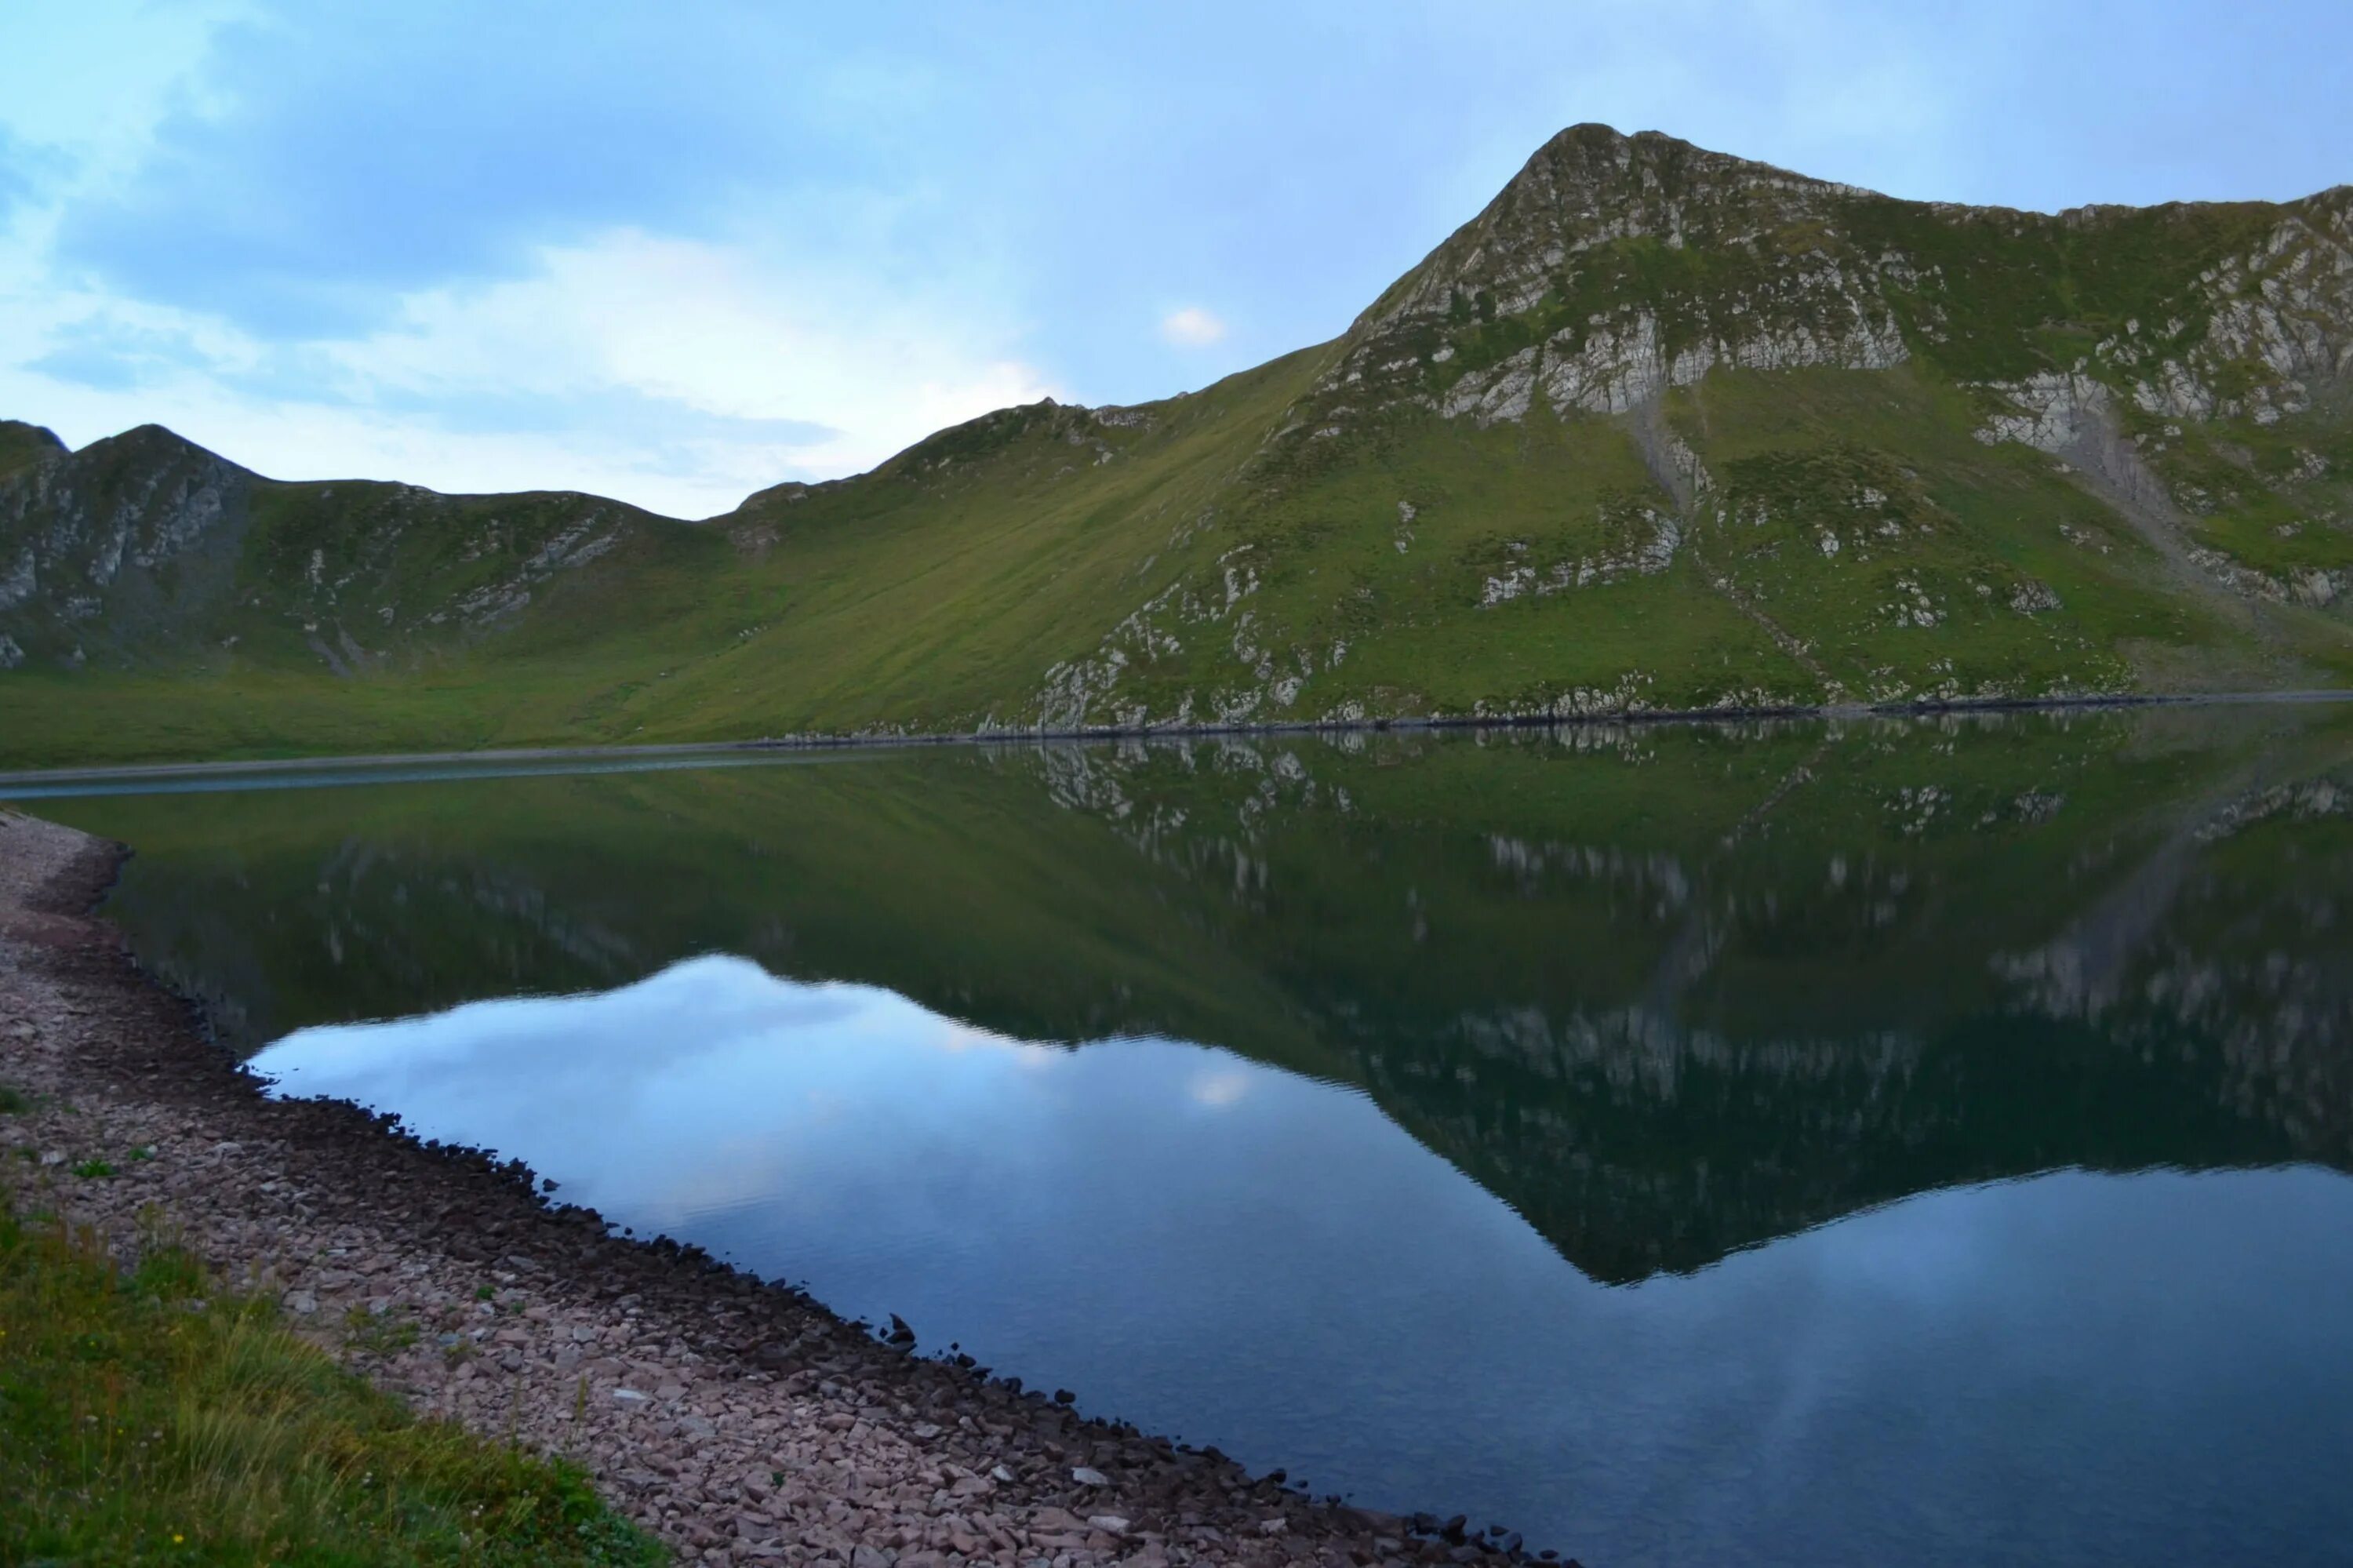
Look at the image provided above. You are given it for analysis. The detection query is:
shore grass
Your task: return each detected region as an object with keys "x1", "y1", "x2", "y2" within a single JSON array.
[{"x1": 0, "y1": 1191, "x2": 664, "y2": 1566}]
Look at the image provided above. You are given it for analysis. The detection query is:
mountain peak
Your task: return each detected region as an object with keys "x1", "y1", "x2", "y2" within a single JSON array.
[
  {"x1": 0, "y1": 420, "x2": 67, "y2": 479},
  {"x1": 1352, "y1": 125, "x2": 1851, "y2": 340},
  {"x1": 0, "y1": 418, "x2": 65, "y2": 446},
  {"x1": 68, "y1": 423, "x2": 261, "y2": 488},
  {"x1": 1526, "y1": 122, "x2": 1818, "y2": 177},
  {"x1": 101, "y1": 421, "x2": 218, "y2": 453},
  {"x1": 1494, "y1": 122, "x2": 1837, "y2": 224}
]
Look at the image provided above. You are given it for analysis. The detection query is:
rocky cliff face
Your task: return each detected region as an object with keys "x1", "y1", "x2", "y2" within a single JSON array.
[
  {"x1": 1315, "y1": 124, "x2": 2352, "y2": 442},
  {"x1": 1330, "y1": 126, "x2": 1912, "y2": 425},
  {"x1": 0, "y1": 424, "x2": 260, "y2": 668},
  {"x1": 0, "y1": 423, "x2": 674, "y2": 674}
]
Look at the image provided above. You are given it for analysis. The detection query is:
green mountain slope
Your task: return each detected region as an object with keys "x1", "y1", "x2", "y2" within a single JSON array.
[{"x1": 5, "y1": 125, "x2": 2351, "y2": 765}]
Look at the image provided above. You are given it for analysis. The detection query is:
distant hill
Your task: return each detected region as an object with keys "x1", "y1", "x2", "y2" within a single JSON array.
[{"x1": 5, "y1": 124, "x2": 2351, "y2": 765}]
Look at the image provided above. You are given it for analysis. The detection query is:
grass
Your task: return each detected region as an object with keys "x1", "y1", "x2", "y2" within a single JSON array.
[
  {"x1": 0, "y1": 1195, "x2": 664, "y2": 1566},
  {"x1": 1665, "y1": 366, "x2": 2257, "y2": 697},
  {"x1": 342, "y1": 1305, "x2": 423, "y2": 1360}
]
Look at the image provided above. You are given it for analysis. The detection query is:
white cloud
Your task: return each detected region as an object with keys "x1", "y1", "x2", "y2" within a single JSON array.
[
  {"x1": 0, "y1": 226, "x2": 1060, "y2": 518},
  {"x1": 325, "y1": 229, "x2": 1060, "y2": 511},
  {"x1": 1189, "y1": 1068, "x2": 1250, "y2": 1108},
  {"x1": 1158, "y1": 305, "x2": 1227, "y2": 347}
]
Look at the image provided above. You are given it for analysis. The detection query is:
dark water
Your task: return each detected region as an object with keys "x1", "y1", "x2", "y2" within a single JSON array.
[{"x1": 21, "y1": 705, "x2": 2353, "y2": 1567}]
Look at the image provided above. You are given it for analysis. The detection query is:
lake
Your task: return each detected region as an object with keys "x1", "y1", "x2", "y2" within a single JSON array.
[{"x1": 19, "y1": 704, "x2": 2353, "y2": 1567}]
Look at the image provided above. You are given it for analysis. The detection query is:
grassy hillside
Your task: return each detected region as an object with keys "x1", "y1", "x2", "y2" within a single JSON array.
[
  {"x1": 0, "y1": 1197, "x2": 661, "y2": 1564},
  {"x1": 4, "y1": 126, "x2": 2351, "y2": 767}
]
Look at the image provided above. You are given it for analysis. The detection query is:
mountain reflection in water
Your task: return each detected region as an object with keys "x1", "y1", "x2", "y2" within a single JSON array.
[{"x1": 27, "y1": 702, "x2": 2353, "y2": 1566}]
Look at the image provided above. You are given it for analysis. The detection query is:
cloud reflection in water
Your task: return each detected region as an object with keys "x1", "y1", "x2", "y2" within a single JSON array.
[{"x1": 253, "y1": 954, "x2": 2353, "y2": 1568}]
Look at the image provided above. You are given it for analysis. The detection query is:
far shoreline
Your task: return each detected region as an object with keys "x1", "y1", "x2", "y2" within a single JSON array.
[{"x1": 3, "y1": 686, "x2": 2348, "y2": 797}]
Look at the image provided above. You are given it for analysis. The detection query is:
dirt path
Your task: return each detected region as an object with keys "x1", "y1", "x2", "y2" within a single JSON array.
[{"x1": 0, "y1": 807, "x2": 1520, "y2": 1567}]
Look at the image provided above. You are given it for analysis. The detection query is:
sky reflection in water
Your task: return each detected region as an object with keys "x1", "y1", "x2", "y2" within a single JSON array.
[{"x1": 253, "y1": 954, "x2": 2353, "y2": 1568}]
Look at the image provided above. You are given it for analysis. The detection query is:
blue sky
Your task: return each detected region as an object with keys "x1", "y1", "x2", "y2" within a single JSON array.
[{"x1": 2, "y1": 1, "x2": 2348, "y2": 517}]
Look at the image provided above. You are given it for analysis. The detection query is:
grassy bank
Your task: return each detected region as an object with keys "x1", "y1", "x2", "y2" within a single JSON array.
[{"x1": 0, "y1": 1173, "x2": 663, "y2": 1566}]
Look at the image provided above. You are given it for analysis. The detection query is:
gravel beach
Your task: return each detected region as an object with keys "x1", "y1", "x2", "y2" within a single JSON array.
[{"x1": 1, "y1": 806, "x2": 1548, "y2": 1567}]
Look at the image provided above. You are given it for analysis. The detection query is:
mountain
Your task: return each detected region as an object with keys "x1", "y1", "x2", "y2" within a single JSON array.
[
  {"x1": 5, "y1": 125, "x2": 2352, "y2": 766},
  {"x1": 0, "y1": 419, "x2": 711, "y2": 672}
]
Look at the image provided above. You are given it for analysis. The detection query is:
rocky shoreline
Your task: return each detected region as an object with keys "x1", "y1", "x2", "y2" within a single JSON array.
[{"x1": 0, "y1": 807, "x2": 1558, "y2": 1567}]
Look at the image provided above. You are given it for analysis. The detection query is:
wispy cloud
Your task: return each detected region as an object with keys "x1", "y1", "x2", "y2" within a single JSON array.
[
  {"x1": 48, "y1": 8, "x2": 807, "y2": 340},
  {"x1": 2, "y1": 224, "x2": 1055, "y2": 515}
]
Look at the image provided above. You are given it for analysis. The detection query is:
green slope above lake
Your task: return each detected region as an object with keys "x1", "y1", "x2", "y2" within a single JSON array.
[{"x1": 5, "y1": 125, "x2": 2351, "y2": 766}]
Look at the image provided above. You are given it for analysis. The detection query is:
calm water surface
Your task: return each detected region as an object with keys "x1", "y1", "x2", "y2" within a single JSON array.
[{"x1": 23, "y1": 706, "x2": 2353, "y2": 1566}]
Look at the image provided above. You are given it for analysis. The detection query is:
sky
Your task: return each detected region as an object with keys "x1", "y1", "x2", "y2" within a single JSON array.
[{"x1": 1, "y1": 2, "x2": 2348, "y2": 518}]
